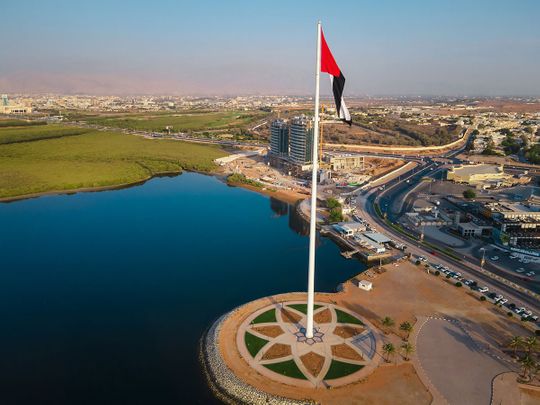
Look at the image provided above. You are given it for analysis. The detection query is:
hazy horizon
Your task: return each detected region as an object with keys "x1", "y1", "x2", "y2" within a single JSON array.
[{"x1": 2, "y1": 0, "x2": 539, "y2": 97}]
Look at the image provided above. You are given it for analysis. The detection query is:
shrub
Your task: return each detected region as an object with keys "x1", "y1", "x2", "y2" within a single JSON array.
[
  {"x1": 463, "y1": 189, "x2": 476, "y2": 199},
  {"x1": 446, "y1": 274, "x2": 451, "y2": 279},
  {"x1": 455, "y1": 282, "x2": 462, "y2": 287},
  {"x1": 415, "y1": 260, "x2": 421, "y2": 265},
  {"x1": 480, "y1": 296, "x2": 486, "y2": 301},
  {"x1": 535, "y1": 330, "x2": 540, "y2": 336},
  {"x1": 434, "y1": 270, "x2": 440, "y2": 276},
  {"x1": 507, "y1": 312, "x2": 513, "y2": 317}
]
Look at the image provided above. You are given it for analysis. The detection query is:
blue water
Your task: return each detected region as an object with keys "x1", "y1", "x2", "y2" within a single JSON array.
[{"x1": 0, "y1": 172, "x2": 365, "y2": 405}]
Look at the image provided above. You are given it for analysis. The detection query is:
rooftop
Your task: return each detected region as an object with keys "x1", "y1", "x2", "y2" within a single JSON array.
[{"x1": 449, "y1": 164, "x2": 503, "y2": 176}]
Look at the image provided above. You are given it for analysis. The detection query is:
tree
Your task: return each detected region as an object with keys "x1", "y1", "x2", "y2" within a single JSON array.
[
  {"x1": 381, "y1": 316, "x2": 395, "y2": 334},
  {"x1": 382, "y1": 343, "x2": 396, "y2": 362},
  {"x1": 525, "y1": 336, "x2": 538, "y2": 354},
  {"x1": 509, "y1": 336, "x2": 524, "y2": 357},
  {"x1": 399, "y1": 321, "x2": 413, "y2": 340},
  {"x1": 328, "y1": 207, "x2": 343, "y2": 223},
  {"x1": 463, "y1": 189, "x2": 476, "y2": 199},
  {"x1": 326, "y1": 197, "x2": 341, "y2": 209},
  {"x1": 519, "y1": 354, "x2": 536, "y2": 381},
  {"x1": 401, "y1": 342, "x2": 415, "y2": 360}
]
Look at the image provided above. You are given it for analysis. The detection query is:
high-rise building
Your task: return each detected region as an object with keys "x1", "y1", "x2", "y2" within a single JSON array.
[
  {"x1": 289, "y1": 115, "x2": 313, "y2": 165},
  {"x1": 269, "y1": 119, "x2": 289, "y2": 157}
]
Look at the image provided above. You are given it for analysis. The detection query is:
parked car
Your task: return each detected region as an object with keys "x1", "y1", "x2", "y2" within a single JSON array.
[
  {"x1": 526, "y1": 271, "x2": 536, "y2": 277},
  {"x1": 490, "y1": 256, "x2": 499, "y2": 261},
  {"x1": 478, "y1": 287, "x2": 489, "y2": 293},
  {"x1": 516, "y1": 268, "x2": 525, "y2": 273},
  {"x1": 499, "y1": 298, "x2": 508, "y2": 305}
]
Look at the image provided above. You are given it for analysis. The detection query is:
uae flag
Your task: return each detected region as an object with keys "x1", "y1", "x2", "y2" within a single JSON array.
[{"x1": 320, "y1": 30, "x2": 352, "y2": 125}]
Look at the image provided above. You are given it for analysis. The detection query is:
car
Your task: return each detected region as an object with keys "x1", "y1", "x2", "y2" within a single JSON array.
[
  {"x1": 499, "y1": 298, "x2": 508, "y2": 305},
  {"x1": 494, "y1": 295, "x2": 503, "y2": 302},
  {"x1": 478, "y1": 287, "x2": 489, "y2": 293},
  {"x1": 516, "y1": 268, "x2": 525, "y2": 273},
  {"x1": 526, "y1": 271, "x2": 536, "y2": 277},
  {"x1": 514, "y1": 307, "x2": 524, "y2": 314},
  {"x1": 488, "y1": 292, "x2": 497, "y2": 299},
  {"x1": 525, "y1": 310, "x2": 533, "y2": 317},
  {"x1": 490, "y1": 256, "x2": 499, "y2": 261},
  {"x1": 531, "y1": 315, "x2": 538, "y2": 322},
  {"x1": 508, "y1": 303, "x2": 516, "y2": 309}
]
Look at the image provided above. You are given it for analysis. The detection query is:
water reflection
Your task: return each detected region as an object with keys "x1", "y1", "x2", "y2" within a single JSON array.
[
  {"x1": 287, "y1": 202, "x2": 310, "y2": 237},
  {"x1": 270, "y1": 197, "x2": 288, "y2": 217}
]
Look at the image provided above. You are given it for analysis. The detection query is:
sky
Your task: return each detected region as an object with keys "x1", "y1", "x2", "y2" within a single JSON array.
[{"x1": 1, "y1": 0, "x2": 539, "y2": 96}]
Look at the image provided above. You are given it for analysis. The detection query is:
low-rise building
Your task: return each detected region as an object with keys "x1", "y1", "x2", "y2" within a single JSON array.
[
  {"x1": 446, "y1": 164, "x2": 530, "y2": 189},
  {"x1": 482, "y1": 202, "x2": 540, "y2": 249},
  {"x1": 323, "y1": 152, "x2": 365, "y2": 171}
]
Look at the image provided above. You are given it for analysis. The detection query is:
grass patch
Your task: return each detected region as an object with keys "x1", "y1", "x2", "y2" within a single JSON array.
[
  {"x1": 335, "y1": 309, "x2": 364, "y2": 325},
  {"x1": 0, "y1": 129, "x2": 226, "y2": 199},
  {"x1": 0, "y1": 120, "x2": 46, "y2": 128},
  {"x1": 324, "y1": 359, "x2": 364, "y2": 380},
  {"x1": 287, "y1": 304, "x2": 323, "y2": 315},
  {"x1": 250, "y1": 309, "x2": 277, "y2": 324},
  {"x1": 0, "y1": 125, "x2": 90, "y2": 144},
  {"x1": 244, "y1": 332, "x2": 269, "y2": 357},
  {"x1": 82, "y1": 111, "x2": 268, "y2": 132},
  {"x1": 227, "y1": 173, "x2": 263, "y2": 188},
  {"x1": 264, "y1": 359, "x2": 307, "y2": 380}
]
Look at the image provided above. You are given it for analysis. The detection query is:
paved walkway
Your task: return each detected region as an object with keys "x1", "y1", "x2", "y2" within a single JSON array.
[
  {"x1": 414, "y1": 316, "x2": 510, "y2": 405},
  {"x1": 236, "y1": 301, "x2": 381, "y2": 388}
]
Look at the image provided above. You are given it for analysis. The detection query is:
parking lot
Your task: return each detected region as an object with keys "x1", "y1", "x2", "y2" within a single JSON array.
[{"x1": 419, "y1": 257, "x2": 539, "y2": 325}]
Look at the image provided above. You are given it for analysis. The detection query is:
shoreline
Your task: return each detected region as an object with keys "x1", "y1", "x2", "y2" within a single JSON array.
[
  {"x1": 0, "y1": 168, "x2": 307, "y2": 206},
  {"x1": 0, "y1": 169, "x2": 215, "y2": 204}
]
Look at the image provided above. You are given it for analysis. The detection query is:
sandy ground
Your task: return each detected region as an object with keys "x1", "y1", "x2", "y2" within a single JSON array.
[
  {"x1": 218, "y1": 292, "x2": 431, "y2": 405},
  {"x1": 217, "y1": 260, "x2": 535, "y2": 404},
  {"x1": 228, "y1": 181, "x2": 308, "y2": 204},
  {"x1": 338, "y1": 261, "x2": 531, "y2": 349}
]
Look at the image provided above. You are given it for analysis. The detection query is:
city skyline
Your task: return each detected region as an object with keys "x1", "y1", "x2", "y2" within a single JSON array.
[{"x1": 1, "y1": 0, "x2": 539, "y2": 96}]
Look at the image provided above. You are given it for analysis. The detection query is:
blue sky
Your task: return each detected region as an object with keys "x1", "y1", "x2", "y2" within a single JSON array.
[{"x1": 1, "y1": 0, "x2": 539, "y2": 95}]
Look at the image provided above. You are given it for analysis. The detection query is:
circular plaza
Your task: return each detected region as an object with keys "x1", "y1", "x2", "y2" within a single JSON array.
[{"x1": 201, "y1": 293, "x2": 382, "y2": 403}]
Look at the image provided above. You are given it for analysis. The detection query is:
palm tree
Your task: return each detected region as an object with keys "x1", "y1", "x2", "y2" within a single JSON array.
[
  {"x1": 381, "y1": 316, "x2": 395, "y2": 334},
  {"x1": 401, "y1": 342, "x2": 415, "y2": 361},
  {"x1": 399, "y1": 321, "x2": 413, "y2": 340},
  {"x1": 509, "y1": 336, "x2": 524, "y2": 358},
  {"x1": 382, "y1": 343, "x2": 396, "y2": 363},
  {"x1": 525, "y1": 336, "x2": 538, "y2": 354},
  {"x1": 519, "y1": 354, "x2": 536, "y2": 381}
]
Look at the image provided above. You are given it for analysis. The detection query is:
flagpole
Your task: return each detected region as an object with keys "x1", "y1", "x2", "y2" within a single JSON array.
[{"x1": 306, "y1": 20, "x2": 321, "y2": 339}]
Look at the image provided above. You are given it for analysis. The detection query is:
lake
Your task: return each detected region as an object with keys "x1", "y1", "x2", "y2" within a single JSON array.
[{"x1": 0, "y1": 172, "x2": 366, "y2": 405}]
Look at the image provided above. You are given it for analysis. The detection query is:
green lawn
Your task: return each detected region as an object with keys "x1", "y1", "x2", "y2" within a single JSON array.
[
  {"x1": 0, "y1": 127, "x2": 226, "y2": 199},
  {"x1": 324, "y1": 359, "x2": 364, "y2": 380},
  {"x1": 244, "y1": 332, "x2": 269, "y2": 357},
  {"x1": 83, "y1": 111, "x2": 268, "y2": 132},
  {"x1": 335, "y1": 309, "x2": 364, "y2": 325},
  {"x1": 287, "y1": 304, "x2": 323, "y2": 315},
  {"x1": 250, "y1": 308, "x2": 277, "y2": 324},
  {"x1": 264, "y1": 359, "x2": 307, "y2": 379},
  {"x1": 0, "y1": 125, "x2": 90, "y2": 144},
  {"x1": 0, "y1": 119, "x2": 46, "y2": 128}
]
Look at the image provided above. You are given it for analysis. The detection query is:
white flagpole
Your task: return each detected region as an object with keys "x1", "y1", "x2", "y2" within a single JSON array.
[{"x1": 306, "y1": 20, "x2": 321, "y2": 339}]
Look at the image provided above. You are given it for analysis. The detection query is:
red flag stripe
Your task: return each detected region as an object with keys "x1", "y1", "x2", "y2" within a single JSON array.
[{"x1": 320, "y1": 30, "x2": 341, "y2": 77}]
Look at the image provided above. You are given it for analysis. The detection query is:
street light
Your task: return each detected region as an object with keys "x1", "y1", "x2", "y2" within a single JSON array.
[{"x1": 479, "y1": 247, "x2": 486, "y2": 268}]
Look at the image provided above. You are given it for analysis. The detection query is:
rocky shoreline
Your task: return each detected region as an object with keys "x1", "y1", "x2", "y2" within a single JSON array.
[{"x1": 199, "y1": 308, "x2": 315, "y2": 405}]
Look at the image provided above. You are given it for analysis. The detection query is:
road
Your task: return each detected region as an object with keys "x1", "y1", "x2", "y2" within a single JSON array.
[{"x1": 355, "y1": 171, "x2": 540, "y2": 315}]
